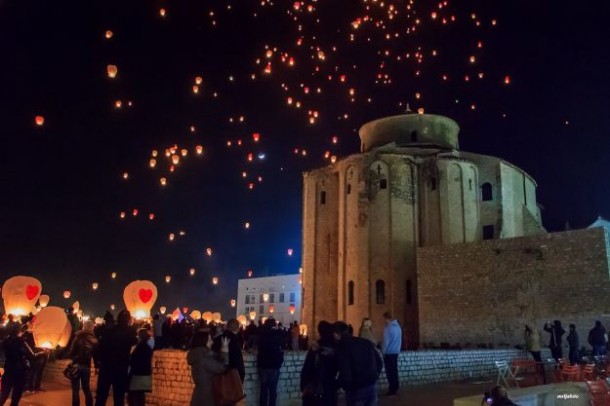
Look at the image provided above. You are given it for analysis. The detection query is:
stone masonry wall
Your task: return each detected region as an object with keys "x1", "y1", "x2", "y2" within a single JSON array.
[
  {"x1": 417, "y1": 227, "x2": 610, "y2": 348},
  {"x1": 44, "y1": 348, "x2": 537, "y2": 405}
]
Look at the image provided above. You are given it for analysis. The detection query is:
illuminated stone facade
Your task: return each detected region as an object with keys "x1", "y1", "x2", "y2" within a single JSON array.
[{"x1": 301, "y1": 113, "x2": 545, "y2": 345}]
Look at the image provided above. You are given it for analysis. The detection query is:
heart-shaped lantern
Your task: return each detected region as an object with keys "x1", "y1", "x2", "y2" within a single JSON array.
[
  {"x1": 123, "y1": 280, "x2": 157, "y2": 319},
  {"x1": 2, "y1": 276, "x2": 42, "y2": 316}
]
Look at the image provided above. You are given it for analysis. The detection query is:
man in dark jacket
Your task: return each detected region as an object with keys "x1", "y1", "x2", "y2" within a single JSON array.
[
  {"x1": 588, "y1": 320, "x2": 607, "y2": 356},
  {"x1": 333, "y1": 321, "x2": 383, "y2": 406},
  {"x1": 213, "y1": 318, "x2": 245, "y2": 382},
  {"x1": 0, "y1": 323, "x2": 36, "y2": 406},
  {"x1": 95, "y1": 309, "x2": 137, "y2": 406},
  {"x1": 257, "y1": 318, "x2": 285, "y2": 406}
]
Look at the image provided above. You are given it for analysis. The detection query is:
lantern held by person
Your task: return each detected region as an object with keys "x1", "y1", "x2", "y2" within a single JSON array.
[
  {"x1": 190, "y1": 310, "x2": 201, "y2": 320},
  {"x1": 212, "y1": 312, "x2": 221, "y2": 323},
  {"x1": 237, "y1": 315, "x2": 247, "y2": 325},
  {"x1": 32, "y1": 306, "x2": 72, "y2": 349},
  {"x1": 123, "y1": 280, "x2": 158, "y2": 319},
  {"x1": 249, "y1": 311, "x2": 256, "y2": 321},
  {"x1": 202, "y1": 312, "x2": 213, "y2": 322},
  {"x1": 2, "y1": 276, "x2": 42, "y2": 316}
]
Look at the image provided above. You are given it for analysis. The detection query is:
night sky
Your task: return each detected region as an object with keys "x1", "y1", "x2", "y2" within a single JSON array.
[{"x1": 1, "y1": 0, "x2": 608, "y2": 317}]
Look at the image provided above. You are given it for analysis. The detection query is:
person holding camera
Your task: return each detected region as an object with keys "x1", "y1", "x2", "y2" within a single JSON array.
[{"x1": 543, "y1": 320, "x2": 565, "y2": 361}]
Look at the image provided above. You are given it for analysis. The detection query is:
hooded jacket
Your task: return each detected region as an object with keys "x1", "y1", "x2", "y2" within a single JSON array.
[
  {"x1": 68, "y1": 330, "x2": 98, "y2": 366},
  {"x1": 382, "y1": 319, "x2": 402, "y2": 355}
]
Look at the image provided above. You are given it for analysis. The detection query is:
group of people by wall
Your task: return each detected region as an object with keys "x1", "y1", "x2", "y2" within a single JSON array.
[{"x1": 525, "y1": 320, "x2": 608, "y2": 365}]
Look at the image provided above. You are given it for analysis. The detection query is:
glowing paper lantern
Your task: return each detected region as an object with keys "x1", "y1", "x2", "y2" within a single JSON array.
[
  {"x1": 149, "y1": 159, "x2": 157, "y2": 168},
  {"x1": 107, "y1": 64, "x2": 118, "y2": 78},
  {"x1": 247, "y1": 270, "x2": 253, "y2": 277},
  {"x1": 160, "y1": 178, "x2": 167, "y2": 186},
  {"x1": 287, "y1": 248, "x2": 294, "y2": 256},
  {"x1": 300, "y1": 324, "x2": 308, "y2": 336},
  {"x1": 190, "y1": 310, "x2": 201, "y2": 320},
  {"x1": 110, "y1": 304, "x2": 115, "y2": 310},
  {"x1": 195, "y1": 145, "x2": 203, "y2": 155},
  {"x1": 249, "y1": 311, "x2": 256, "y2": 320},
  {"x1": 212, "y1": 312, "x2": 221, "y2": 323},
  {"x1": 263, "y1": 293, "x2": 269, "y2": 302},
  {"x1": 289, "y1": 304, "x2": 296, "y2": 314},
  {"x1": 206, "y1": 248, "x2": 213, "y2": 256},
  {"x1": 183, "y1": 307, "x2": 189, "y2": 314},
  {"x1": 202, "y1": 312, "x2": 213, "y2": 322},
  {"x1": 92, "y1": 282, "x2": 98, "y2": 290},
  {"x1": 32, "y1": 306, "x2": 72, "y2": 349},
  {"x1": 105, "y1": 30, "x2": 113, "y2": 39},
  {"x1": 230, "y1": 299, "x2": 236, "y2": 307},
  {"x1": 269, "y1": 305, "x2": 274, "y2": 314},
  {"x1": 94, "y1": 317, "x2": 103, "y2": 325},
  {"x1": 35, "y1": 116, "x2": 45, "y2": 126},
  {"x1": 159, "y1": 306, "x2": 166, "y2": 315},
  {"x1": 63, "y1": 291, "x2": 71, "y2": 299},
  {"x1": 72, "y1": 301, "x2": 80, "y2": 312},
  {"x1": 111, "y1": 272, "x2": 117, "y2": 279},
  {"x1": 237, "y1": 315, "x2": 247, "y2": 325},
  {"x1": 1, "y1": 276, "x2": 41, "y2": 316},
  {"x1": 195, "y1": 76, "x2": 203, "y2": 85},
  {"x1": 165, "y1": 275, "x2": 171, "y2": 283},
  {"x1": 123, "y1": 280, "x2": 158, "y2": 319},
  {"x1": 39, "y1": 294, "x2": 50, "y2": 308},
  {"x1": 171, "y1": 308, "x2": 182, "y2": 321},
  {"x1": 172, "y1": 155, "x2": 180, "y2": 165},
  {"x1": 189, "y1": 268, "x2": 196, "y2": 276},
  {"x1": 212, "y1": 277, "x2": 219, "y2": 285},
  {"x1": 149, "y1": 213, "x2": 155, "y2": 220}
]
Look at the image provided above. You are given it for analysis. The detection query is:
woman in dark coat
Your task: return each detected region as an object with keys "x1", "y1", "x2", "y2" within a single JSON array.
[
  {"x1": 128, "y1": 328, "x2": 153, "y2": 406},
  {"x1": 300, "y1": 321, "x2": 338, "y2": 406},
  {"x1": 67, "y1": 320, "x2": 98, "y2": 406},
  {"x1": 0, "y1": 323, "x2": 35, "y2": 406}
]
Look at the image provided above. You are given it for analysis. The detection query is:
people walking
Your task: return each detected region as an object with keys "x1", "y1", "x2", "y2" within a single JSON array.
[
  {"x1": 588, "y1": 320, "x2": 607, "y2": 356},
  {"x1": 257, "y1": 318, "x2": 285, "y2": 406},
  {"x1": 567, "y1": 324, "x2": 580, "y2": 365},
  {"x1": 524, "y1": 325, "x2": 542, "y2": 362},
  {"x1": 543, "y1": 320, "x2": 565, "y2": 361},
  {"x1": 358, "y1": 318, "x2": 377, "y2": 347},
  {"x1": 333, "y1": 321, "x2": 383, "y2": 406},
  {"x1": 128, "y1": 328, "x2": 154, "y2": 406},
  {"x1": 0, "y1": 323, "x2": 35, "y2": 406},
  {"x1": 300, "y1": 320, "x2": 338, "y2": 406},
  {"x1": 95, "y1": 309, "x2": 137, "y2": 406},
  {"x1": 381, "y1": 312, "x2": 401, "y2": 396},
  {"x1": 67, "y1": 320, "x2": 98, "y2": 406},
  {"x1": 187, "y1": 330, "x2": 229, "y2": 406}
]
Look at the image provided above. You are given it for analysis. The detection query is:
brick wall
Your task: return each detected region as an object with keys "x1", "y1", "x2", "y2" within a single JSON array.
[
  {"x1": 417, "y1": 227, "x2": 610, "y2": 347},
  {"x1": 44, "y1": 348, "x2": 542, "y2": 405}
]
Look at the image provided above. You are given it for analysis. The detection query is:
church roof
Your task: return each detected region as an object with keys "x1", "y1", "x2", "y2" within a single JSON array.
[{"x1": 588, "y1": 216, "x2": 610, "y2": 230}]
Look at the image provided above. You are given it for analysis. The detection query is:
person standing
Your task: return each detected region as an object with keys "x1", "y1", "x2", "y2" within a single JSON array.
[
  {"x1": 291, "y1": 322, "x2": 300, "y2": 351},
  {"x1": 152, "y1": 314, "x2": 164, "y2": 350},
  {"x1": 359, "y1": 318, "x2": 377, "y2": 347},
  {"x1": 257, "y1": 318, "x2": 285, "y2": 406},
  {"x1": 213, "y1": 318, "x2": 245, "y2": 383},
  {"x1": 128, "y1": 328, "x2": 154, "y2": 406},
  {"x1": 0, "y1": 323, "x2": 35, "y2": 406},
  {"x1": 543, "y1": 320, "x2": 565, "y2": 361},
  {"x1": 67, "y1": 320, "x2": 98, "y2": 406},
  {"x1": 333, "y1": 321, "x2": 383, "y2": 406},
  {"x1": 22, "y1": 321, "x2": 48, "y2": 393},
  {"x1": 524, "y1": 325, "x2": 542, "y2": 362},
  {"x1": 187, "y1": 331, "x2": 230, "y2": 406},
  {"x1": 566, "y1": 324, "x2": 580, "y2": 365},
  {"x1": 95, "y1": 309, "x2": 137, "y2": 406},
  {"x1": 381, "y1": 312, "x2": 401, "y2": 397},
  {"x1": 588, "y1": 321, "x2": 607, "y2": 356},
  {"x1": 300, "y1": 321, "x2": 338, "y2": 406}
]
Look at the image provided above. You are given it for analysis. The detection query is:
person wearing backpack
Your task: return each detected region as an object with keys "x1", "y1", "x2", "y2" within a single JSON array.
[
  {"x1": 67, "y1": 320, "x2": 98, "y2": 406},
  {"x1": 300, "y1": 320, "x2": 338, "y2": 406}
]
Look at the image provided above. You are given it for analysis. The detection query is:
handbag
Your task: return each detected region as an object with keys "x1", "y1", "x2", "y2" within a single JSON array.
[
  {"x1": 213, "y1": 369, "x2": 246, "y2": 406},
  {"x1": 129, "y1": 375, "x2": 153, "y2": 392},
  {"x1": 63, "y1": 362, "x2": 80, "y2": 380}
]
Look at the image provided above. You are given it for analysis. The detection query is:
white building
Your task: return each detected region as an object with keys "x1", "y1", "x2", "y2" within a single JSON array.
[{"x1": 236, "y1": 274, "x2": 302, "y2": 326}]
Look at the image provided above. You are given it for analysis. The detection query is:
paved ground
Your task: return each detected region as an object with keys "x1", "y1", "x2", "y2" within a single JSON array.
[{"x1": 15, "y1": 379, "x2": 493, "y2": 406}]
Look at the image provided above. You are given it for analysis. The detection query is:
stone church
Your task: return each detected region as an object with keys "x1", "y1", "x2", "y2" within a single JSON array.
[{"x1": 301, "y1": 112, "x2": 610, "y2": 347}]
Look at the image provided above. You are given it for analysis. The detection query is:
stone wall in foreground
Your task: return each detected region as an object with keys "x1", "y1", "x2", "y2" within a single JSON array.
[{"x1": 44, "y1": 348, "x2": 535, "y2": 405}]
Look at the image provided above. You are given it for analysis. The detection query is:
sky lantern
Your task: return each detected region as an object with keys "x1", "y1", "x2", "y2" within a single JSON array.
[
  {"x1": 269, "y1": 305, "x2": 275, "y2": 314},
  {"x1": 171, "y1": 308, "x2": 182, "y2": 321},
  {"x1": 92, "y1": 282, "x2": 99, "y2": 291},
  {"x1": 115, "y1": 100, "x2": 123, "y2": 109},
  {"x1": 181, "y1": 149, "x2": 188, "y2": 157},
  {"x1": 300, "y1": 324, "x2": 308, "y2": 336},
  {"x1": 192, "y1": 85, "x2": 199, "y2": 94},
  {"x1": 120, "y1": 212, "x2": 126, "y2": 219},
  {"x1": 63, "y1": 290, "x2": 71, "y2": 299},
  {"x1": 149, "y1": 213, "x2": 155, "y2": 220},
  {"x1": 249, "y1": 311, "x2": 256, "y2": 321},
  {"x1": 289, "y1": 304, "x2": 296, "y2": 314},
  {"x1": 202, "y1": 312, "x2": 213, "y2": 322},
  {"x1": 1, "y1": 276, "x2": 41, "y2": 316},
  {"x1": 263, "y1": 293, "x2": 269, "y2": 302},
  {"x1": 72, "y1": 301, "x2": 80, "y2": 312},
  {"x1": 111, "y1": 272, "x2": 117, "y2": 279},
  {"x1": 212, "y1": 312, "x2": 221, "y2": 323},
  {"x1": 32, "y1": 306, "x2": 72, "y2": 349},
  {"x1": 190, "y1": 310, "x2": 201, "y2": 320},
  {"x1": 106, "y1": 64, "x2": 118, "y2": 78},
  {"x1": 212, "y1": 276, "x2": 219, "y2": 285},
  {"x1": 160, "y1": 177, "x2": 167, "y2": 186},
  {"x1": 195, "y1": 145, "x2": 203, "y2": 155},
  {"x1": 253, "y1": 133, "x2": 260, "y2": 142},
  {"x1": 230, "y1": 299, "x2": 236, "y2": 307},
  {"x1": 504, "y1": 75, "x2": 511, "y2": 85},
  {"x1": 39, "y1": 294, "x2": 50, "y2": 308},
  {"x1": 123, "y1": 172, "x2": 129, "y2": 180},
  {"x1": 206, "y1": 247, "x2": 213, "y2": 256},
  {"x1": 123, "y1": 280, "x2": 157, "y2": 319},
  {"x1": 159, "y1": 8, "x2": 166, "y2": 17},
  {"x1": 287, "y1": 248, "x2": 294, "y2": 256},
  {"x1": 247, "y1": 269, "x2": 253, "y2": 278},
  {"x1": 195, "y1": 76, "x2": 203, "y2": 85},
  {"x1": 169, "y1": 233, "x2": 175, "y2": 241},
  {"x1": 165, "y1": 275, "x2": 171, "y2": 283},
  {"x1": 172, "y1": 155, "x2": 180, "y2": 165},
  {"x1": 149, "y1": 159, "x2": 157, "y2": 168},
  {"x1": 189, "y1": 268, "x2": 196, "y2": 276},
  {"x1": 159, "y1": 306, "x2": 167, "y2": 315},
  {"x1": 132, "y1": 209, "x2": 138, "y2": 216},
  {"x1": 35, "y1": 115, "x2": 45, "y2": 126},
  {"x1": 105, "y1": 30, "x2": 113, "y2": 39},
  {"x1": 182, "y1": 307, "x2": 189, "y2": 314}
]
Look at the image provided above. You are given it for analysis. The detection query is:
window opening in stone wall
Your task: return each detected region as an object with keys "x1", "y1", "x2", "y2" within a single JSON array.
[
  {"x1": 430, "y1": 177, "x2": 437, "y2": 191},
  {"x1": 406, "y1": 280, "x2": 412, "y2": 304},
  {"x1": 469, "y1": 179, "x2": 473, "y2": 191},
  {"x1": 259, "y1": 305, "x2": 264, "y2": 314},
  {"x1": 270, "y1": 293, "x2": 275, "y2": 303},
  {"x1": 375, "y1": 280, "x2": 385, "y2": 304},
  {"x1": 245, "y1": 296, "x2": 250, "y2": 304},
  {"x1": 482, "y1": 224, "x2": 495, "y2": 240},
  {"x1": 481, "y1": 182, "x2": 493, "y2": 201},
  {"x1": 411, "y1": 130, "x2": 418, "y2": 142},
  {"x1": 380, "y1": 179, "x2": 387, "y2": 189},
  {"x1": 279, "y1": 293, "x2": 285, "y2": 303},
  {"x1": 348, "y1": 281, "x2": 354, "y2": 305},
  {"x1": 347, "y1": 184, "x2": 351, "y2": 194},
  {"x1": 320, "y1": 191, "x2": 326, "y2": 205},
  {"x1": 523, "y1": 177, "x2": 528, "y2": 206},
  {"x1": 259, "y1": 294, "x2": 264, "y2": 303},
  {"x1": 290, "y1": 292, "x2": 296, "y2": 302}
]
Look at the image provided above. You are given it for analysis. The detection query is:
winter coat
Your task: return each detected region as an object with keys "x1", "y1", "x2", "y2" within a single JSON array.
[
  {"x1": 382, "y1": 320, "x2": 402, "y2": 355},
  {"x1": 336, "y1": 335, "x2": 383, "y2": 390},
  {"x1": 588, "y1": 325, "x2": 607, "y2": 346},
  {"x1": 300, "y1": 338, "x2": 338, "y2": 403},
  {"x1": 1, "y1": 336, "x2": 35, "y2": 373},
  {"x1": 544, "y1": 323, "x2": 565, "y2": 348},
  {"x1": 257, "y1": 328, "x2": 285, "y2": 369},
  {"x1": 97, "y1": 324, "x2": 137, "y2": 372},
  {"x1": 187, "y1": 346, "x2": 227, "y2": 406},
  {"x1": 213, "y1": 330, "x2": 244, "y2": 382},
  {"x1": 129, "y1": 341, "x2": 153, "y2": 376},
  {"x1": 68, "y1": 330, "x2": 98, "y2": 366},
  {"x1": 525, "y1": 330, "x2": 541, "y2": 352}
]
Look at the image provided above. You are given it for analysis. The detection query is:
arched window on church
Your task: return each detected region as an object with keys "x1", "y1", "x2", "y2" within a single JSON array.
[
  {"x1": 410, "y1": 130, "x2": 418, "y2": 142},
  {"x1": 320, "y1": 191, "x2": 326, "y2": 205},
  {"x1": 375, "y1": 280, "x2": 385, "y2": 304},
  {"x1": 481, "y1": 182, "x2": 493, "y2": 201},
  {"x1": 348, "y1": 281, "x2": 354, "y2": 305}
]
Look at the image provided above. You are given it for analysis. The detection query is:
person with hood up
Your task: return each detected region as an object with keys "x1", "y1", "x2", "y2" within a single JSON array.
[
  {"x1": 588, "y1": 320, "x2": 607, "y2": 356},
  {"x1": 381, "y1": 312, "x2": 402, "y2": 397},
  {"x1": 67, "y1": 320, "x2": 98, "y2": 406}
]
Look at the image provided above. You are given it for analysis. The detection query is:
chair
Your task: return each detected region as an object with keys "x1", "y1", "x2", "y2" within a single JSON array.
[
  {"x1": 560, "y1": 364, "x2": 581, "y2": 382},
  {"x1": 511, "y1": 358, "x2": 539, "y2": 386},
  {"x1": 495, "y1": 361, "x2": 525, "y2": 388},
  {"x1": 586, "y1": 380, "x2": 610, "y2": 406},
  {"x1": 582, "y1": 363, "x2": 597, "y2": 381}
]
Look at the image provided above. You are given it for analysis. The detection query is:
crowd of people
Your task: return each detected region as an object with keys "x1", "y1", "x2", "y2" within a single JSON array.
[{"x1": 0, "y1": 308, "x2": 407, "y2": 406}]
